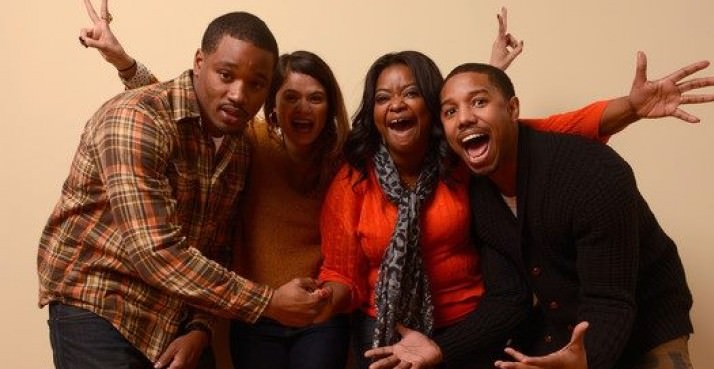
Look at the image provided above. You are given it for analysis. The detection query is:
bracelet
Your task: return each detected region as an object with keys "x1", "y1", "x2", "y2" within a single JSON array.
[{"x1": 118, "y1": 59, "x2": 137, "y2": 73}]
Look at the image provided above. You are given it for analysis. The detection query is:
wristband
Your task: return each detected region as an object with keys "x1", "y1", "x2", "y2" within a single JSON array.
[{"x1": 118, "y1": 59, "x2": 137, "y2": 73}]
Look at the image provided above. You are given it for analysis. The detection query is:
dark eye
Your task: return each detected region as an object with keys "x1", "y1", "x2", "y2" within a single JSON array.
[
  {"x1": 283, "y1": 93, "x2": 299, "y2": 104},
  {"x1": 218, "y1": 71, "x2": 232, "y2": 82},
  {"x1": 442, "y1": 107, "x2": 457, "y2": 119},
  {"x1": 249, "y1": 80, "x2": 266, "y2": 92},
  {"x1": 375, "y1": 94, "x2": 389, "y2": 104},
  {"x1": 309, "y1": 94, "x2": 325, "y2": 104},
  {"x1": 472, "y1": 98, "x2": 487, "y2": 108},
  {"x1": 405, "y1": 88, "x2": 420, "y2": 99}
]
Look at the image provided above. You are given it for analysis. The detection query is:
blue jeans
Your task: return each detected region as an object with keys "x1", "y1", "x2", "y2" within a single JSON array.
[
  {"x1": 229, "y1": 314, "x2": 350, "y2": 369},
  {"x1": 48, "y1": 303, "x2": 215, "y2": 369},
  {"x1": 48, "y1": 303, "x2": 154, "y2": 369}
]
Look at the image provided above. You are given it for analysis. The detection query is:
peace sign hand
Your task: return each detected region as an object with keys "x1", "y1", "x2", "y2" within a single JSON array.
[
  {"x1": 489, "y1": 7, "x2": 524, "y2": 71},
  {"x1": 79, "y1": 0, "x2": 134, "y2": 72}
]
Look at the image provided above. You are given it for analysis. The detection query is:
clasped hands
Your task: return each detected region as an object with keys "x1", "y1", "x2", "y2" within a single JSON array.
[{"x1": 263, "y1": 277, "x2": 334, "y2": 327}]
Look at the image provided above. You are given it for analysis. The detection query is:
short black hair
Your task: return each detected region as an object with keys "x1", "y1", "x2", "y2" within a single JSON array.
[
  {"x1": 201, "y1": 12, "x2": 278, "y2": 66},
  {"x1": 445, "y1": 63, "x2": 516, "y2": 100}
]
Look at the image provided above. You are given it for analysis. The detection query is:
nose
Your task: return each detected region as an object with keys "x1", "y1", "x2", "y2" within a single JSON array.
[
  {"x1": 388, "y1": 96, "x2": 406, "y2": 112},
  {"x1": 456, "y1": 104, "x2": 476, "y2": 129},
  {"x1": 227, "y1": 81, "x2": 247, "y2": 105},
  {"x1": 295, "y1": 98, "x2": 312, "y2": 113}
]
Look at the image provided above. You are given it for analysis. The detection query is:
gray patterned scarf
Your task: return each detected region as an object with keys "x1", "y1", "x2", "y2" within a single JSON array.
[{"x1": 371, "y1": 144, "x2": 438, "y2": 348}]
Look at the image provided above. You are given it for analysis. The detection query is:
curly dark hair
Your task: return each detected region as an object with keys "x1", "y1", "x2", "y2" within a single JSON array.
[{"x1": 343, "y1": 50, "x2": 457, "y2": 183}]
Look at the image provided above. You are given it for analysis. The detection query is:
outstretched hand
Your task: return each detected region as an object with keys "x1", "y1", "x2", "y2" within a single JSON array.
[
  {"x1": 629, "y1": 51, "x2": 714, "y2": 123},
  {"x1": 79, "y1": 0, "x2": 134, "y2": 71},
  {"x1": 489, "y1": 7, "x2": 524, "y2": 71},
  {"x1": 364, "y1": 324, "x2": 442, "y2": 369},
  {"x1": 495, "y1": 321, "x2": 589, "y2": 369}
]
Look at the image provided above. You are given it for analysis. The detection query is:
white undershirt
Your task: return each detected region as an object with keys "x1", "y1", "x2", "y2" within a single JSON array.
[
  {"x1": 212, "y1": 136, "x2": 224, "y2": 153},
  {"x1": 501, "y1": 194, "x2": 517, "y2": 217}
]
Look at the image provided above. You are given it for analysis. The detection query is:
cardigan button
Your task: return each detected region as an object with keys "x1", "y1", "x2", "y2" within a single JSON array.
[
  {"x1": 544, "y1": 335, "x2": 553, "y2": 343},
  {"x1": 548, "y1": 301, "x2": 559, "y2": 310},
  {"x1": 530, "y1": 266, "x2": 542, "y2": 277}
]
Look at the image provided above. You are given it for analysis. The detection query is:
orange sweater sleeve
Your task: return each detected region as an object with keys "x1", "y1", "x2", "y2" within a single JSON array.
[
  {"x1": 520, "y1": 100, "x2": 610, "y2": 143},
  {"x1": 318, "y1": 165, "x2": 370, "y2": 311}
]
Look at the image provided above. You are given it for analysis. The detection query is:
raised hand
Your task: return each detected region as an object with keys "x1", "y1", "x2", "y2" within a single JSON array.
[
  {"x1": 365, "y1": 324, "x2": 442, "y2": 369},
  {"x1": 629, "y1": 51, "x2": 714, "y2": 123},
  {"x1": 489, "y1": 7, "x2": 524, "y2": 71},
  {"x1": 495, "y1": 321, "x2": 589, "y2": 369},
  {"x1": 79, "y1": 0, "x2": 134, "y2": 71}
]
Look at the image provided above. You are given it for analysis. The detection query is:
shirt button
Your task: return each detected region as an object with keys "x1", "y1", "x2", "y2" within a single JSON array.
[
  {"x1": 548, "y1": 301, "x2": 559, "y2": 310},
  {"x1": 544, "y1": 335, "x2": 553, "y2": 343},
  {"x1": 530, "y1": 266, "x2": 542, "y2": 276}
]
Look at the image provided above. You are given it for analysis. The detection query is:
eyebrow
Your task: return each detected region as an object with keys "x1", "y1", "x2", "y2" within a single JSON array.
[
  {"x1": 441, "y1": 88, "x2": 489, "y2": 105},
  {"x1": 376, "y1": 82, "x2": 418, "y2": 93},
  {"x1": 216, "y1": 60, "x2": 270, "y2": 82}
]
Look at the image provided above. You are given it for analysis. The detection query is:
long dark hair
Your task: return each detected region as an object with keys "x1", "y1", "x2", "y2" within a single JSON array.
[
  {"x1": 343, "y1": 50, "x2": 456, "y2": 182},
  {"x1": 263, "y1": 50, "x2": 350, "y2": 190}
]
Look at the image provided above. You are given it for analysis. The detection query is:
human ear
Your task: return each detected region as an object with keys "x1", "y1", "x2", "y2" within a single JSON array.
[{"x1": 508, "y1": 96, "x2": 520, "y2": 121}]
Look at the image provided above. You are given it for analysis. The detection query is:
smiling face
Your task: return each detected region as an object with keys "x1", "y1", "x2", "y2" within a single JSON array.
[
  {"x1": 273, "y1": 72, "x2": 328, "y2": 154},
  {"x1": 193, "y1": 35, "x2": 275, "y2": 136},
  {"x1": 373, "y1": 64, "x2": 432, "y2": 158},
  {"x1": 440, "y1": 71, "x2": 519, "y2": 177}
]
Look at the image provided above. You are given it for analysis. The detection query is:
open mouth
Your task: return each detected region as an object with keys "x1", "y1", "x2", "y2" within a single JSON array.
[
  {"x1": 461, "y1": 133, "x2": 489, "y2": 160},
  {"x1": 220, "y1": 105, "x2": 245, "y2": 123},
  {"x1": 388, "y1": 118, "x2": 416, "y2": 131},
  {"x1": 291, "y1": 119, "x2": 314, "y2": 133}
]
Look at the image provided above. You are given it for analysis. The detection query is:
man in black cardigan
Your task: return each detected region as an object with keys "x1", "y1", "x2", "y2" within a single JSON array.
[{"x1": 441, "y1": 63, "x2": 693, "y2": 369}]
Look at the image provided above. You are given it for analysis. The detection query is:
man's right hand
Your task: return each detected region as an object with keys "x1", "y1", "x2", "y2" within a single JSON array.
[{"x1": 261, "y1": 278, "x2": 332, "y2": 327}]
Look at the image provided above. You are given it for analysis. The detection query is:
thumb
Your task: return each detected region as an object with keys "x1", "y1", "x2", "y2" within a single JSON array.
[
  {"x1": 395, "y1": 323, "x2": 413, "y2": 337},
  {"x1": 294, "y1": 277, "x2": 319, "y2": 291},
  {"x1": 569, "y1": 321, "x2": 589, "y2": 348},
  {"x1": 632, "y1": 51, "x2": 648, "y2": 88}
]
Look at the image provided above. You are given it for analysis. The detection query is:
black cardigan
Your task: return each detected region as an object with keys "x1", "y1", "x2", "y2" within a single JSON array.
[{"x1": 435, "y1": 126, "x2": 692, "y2": 369}]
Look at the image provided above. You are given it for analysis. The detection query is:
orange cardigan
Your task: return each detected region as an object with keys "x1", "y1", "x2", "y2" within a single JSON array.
[{"x1": 318, "y1": 101, "x2": 608, "y2": 327}]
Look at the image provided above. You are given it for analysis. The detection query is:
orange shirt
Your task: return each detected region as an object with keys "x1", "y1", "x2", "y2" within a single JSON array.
[{"x1": 318, "y1": 101, "x2": 608, "y2": 327}]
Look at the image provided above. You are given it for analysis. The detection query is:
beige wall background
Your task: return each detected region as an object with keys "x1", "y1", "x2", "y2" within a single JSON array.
[{"x1": 2, "y1": 1, "x2": 712, "y2": 368}]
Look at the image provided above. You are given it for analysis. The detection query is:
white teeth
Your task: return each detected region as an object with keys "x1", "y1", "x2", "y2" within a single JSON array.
[{"x1": 461, "y1": 133, "x2": 484, "y2": 143}]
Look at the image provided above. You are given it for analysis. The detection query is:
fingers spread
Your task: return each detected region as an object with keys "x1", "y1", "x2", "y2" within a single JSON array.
[
  {"x1": 672, "y1": 108, "x2": 699, "y2": 123},
  {"x1": 365, "y1": 346, "x2": 394, "y2": 359},
  {"x1": 83, "y1": 0, "x2": 100, "y2": 22},
  {"x1": 101, "y1": 0, "x2": 110, "y2": 19},
  {"x1": 504, "y1": 347, "x2": 529, "y2": 362},
  {"x1": 664, "y1": 60, "x2": 710, "y2": 83},
  {"x1": 678, "y1": 77, "x2": 714, "y2": 93},
  {"x1": 368, "y1": 354, "x2": 400, "y2": 369}
]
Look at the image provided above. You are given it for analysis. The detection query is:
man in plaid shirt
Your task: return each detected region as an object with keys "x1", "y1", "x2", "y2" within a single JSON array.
[{"x1": 38, "y1": 11, "x2": 330, "y2": 369}]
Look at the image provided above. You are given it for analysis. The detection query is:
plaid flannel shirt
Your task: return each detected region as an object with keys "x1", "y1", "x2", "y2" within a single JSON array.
[{"x1": 37, "y1": 70, "x2": 272, "y2": 360}]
